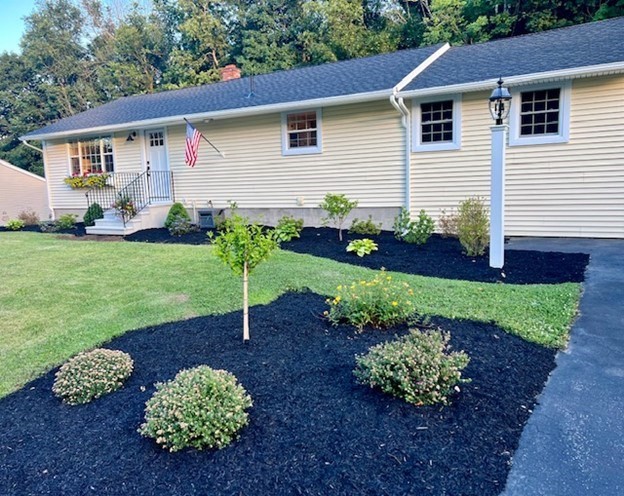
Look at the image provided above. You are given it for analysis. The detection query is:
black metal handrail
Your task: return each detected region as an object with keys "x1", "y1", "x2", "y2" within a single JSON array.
[{"x1": 85, "y1": 170, "x2": 174, "y2": 227}]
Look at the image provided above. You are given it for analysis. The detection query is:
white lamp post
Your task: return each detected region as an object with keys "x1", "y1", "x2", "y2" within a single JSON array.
[{"x1": 488, "y1": 78, "x2": 512, "y2": 269}]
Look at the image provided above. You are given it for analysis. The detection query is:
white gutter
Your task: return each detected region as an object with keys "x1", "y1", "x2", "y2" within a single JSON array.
[
  {"x1": 397, "y1": 60, "x2": 624, "y2": 99},
  {"x1": 21, "y1": 89, "x2": 394, "y2": 141},
  {"x1": 18, "y1": 138, "x2": 43, "y2": 153},
  {"x1": 389, "y1": 43, "x2": 450, "y2": 211}
]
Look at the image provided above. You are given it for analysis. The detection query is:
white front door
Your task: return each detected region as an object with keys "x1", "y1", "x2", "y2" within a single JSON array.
[{"x1": 145, "y1": 129, "x2": 171, "y2": 201}]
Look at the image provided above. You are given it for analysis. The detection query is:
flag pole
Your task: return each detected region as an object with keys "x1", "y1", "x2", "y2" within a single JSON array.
[{"x1": 184, "y1": 118, "x2": 226, "y2": 158}]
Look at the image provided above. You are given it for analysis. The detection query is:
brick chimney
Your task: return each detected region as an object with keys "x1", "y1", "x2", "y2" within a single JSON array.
[{"x1": 220, "y1": 64, "x2": 241, "y2": 82}]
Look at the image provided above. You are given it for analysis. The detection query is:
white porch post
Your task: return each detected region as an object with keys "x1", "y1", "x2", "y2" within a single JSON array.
[{"x1": 489, "y1": 124, "x2": 507, "y2": 269}]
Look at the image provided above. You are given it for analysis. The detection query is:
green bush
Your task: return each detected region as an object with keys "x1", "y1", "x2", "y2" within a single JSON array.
[
  {"x1": 139, "y1": 366, "x2": 253, "y2": 452},
  {"x1": 438, "y1": 208, "x2": 459, "y2": 238},
  {"x1": 346, "y1": 238, "x2": 378, "y2": 257},
  {"x1": 393, "y1": 208, "x2": 434, "y2": 245},
  {"x1": 5, "y1": 219, "x2": 25, "y2": 231},
  {"x1": 39, "y1": 221, "x2": 59, "y2": 233},
  {"x1": 164, "y1": 202, "x2": 191, "y2": 229},
  {"x1": 319, "y1": 193, "x2": 358, "y2": 241},
  {"x1": 273, "y1": 215, "x2": 304, "y2": 243},
  {"x1": 325, "y1": 270, "x2": 417, "y2": 331},
  {"x1": 168, "y1": 218, "x2": 199, "y2": 236},
  {"x1": 354, "y1": 329, "x2": 470, "y2": 406},
  {"x1": 349, "y1": 216, "x2": 381, "y2": 235},
  {"x1": 457, "y1": 196, "x2": 489, "y2": 256},
  {"x1": 56, "y1": 214, "x2": 78, "y2": 230},
  {"x1": 52, "y1": 349, "x2": 134, "y2": 405},
  {"x1": 83, "y1": 203, "x2": 104, "y2": 227}
]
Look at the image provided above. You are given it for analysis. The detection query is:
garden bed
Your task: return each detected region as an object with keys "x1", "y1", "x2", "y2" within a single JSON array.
[
  {"x1": 123, "y1": 226, "x2": 588, "y2": 284},
  {"x1": 0, "y1": 292, "x2": 555, "y2": 496}
]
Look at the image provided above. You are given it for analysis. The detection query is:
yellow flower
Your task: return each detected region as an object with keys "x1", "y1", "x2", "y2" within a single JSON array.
[
  {"x1": 408, "y1": 289, "x2": 414, "y2": 296},
  {"x1": 391, "y1": 301, "x2": 398, "y2": 306},
  {"x1": 337, "y1": 285, "x2": 343, "y2": 291}
]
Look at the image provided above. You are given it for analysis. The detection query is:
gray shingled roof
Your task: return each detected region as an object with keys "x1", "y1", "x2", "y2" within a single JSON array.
[
  {"x1": 404, "y1": 16, "x2": 624, "y2": 92},
  {"x1": 24, "y1": 44, "x2": 443, "y2": 138}
]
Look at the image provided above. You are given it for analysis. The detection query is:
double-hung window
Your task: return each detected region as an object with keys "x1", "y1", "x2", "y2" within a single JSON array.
[
  {"x1": 509, "y1": 82, "x2": 570, "y2": 146},
  {"x1": 68, "y1": 137, "x2": 115, "y2": 175},
  {"x1": 281, "y1": 110, "x2": 322, "y2": 155},
  {"x1": 412, "y1": 96, "x2": 461, "y2": 151}
]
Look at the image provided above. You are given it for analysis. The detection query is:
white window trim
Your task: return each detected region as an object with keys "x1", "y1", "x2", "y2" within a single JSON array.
[
  {"x1": 509, "y1": 81, "x2": 571, "y2": 146},
  {"x1": 411, "y1": 94, "x2": 461, "y2": 152},
  {"x1": 281, "y1": 109, "x2": 323, "y2": 156},
  {"x1": 66, "y1": 136, "x2": 115, "y2": 175}
]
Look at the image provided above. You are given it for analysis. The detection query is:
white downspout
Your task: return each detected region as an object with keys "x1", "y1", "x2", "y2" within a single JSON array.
[
  {"x1": 20, "y1": 137, "x2": 54, "y2": 220},
  {"x1": 390, "y1": 43, "x2": 451, "y2": 211}
]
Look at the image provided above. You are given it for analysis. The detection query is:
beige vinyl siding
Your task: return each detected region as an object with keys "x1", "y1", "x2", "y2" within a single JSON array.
[
  {"x1": 44, "y1": 132, "x2": 143, "y2": 210},
  {"x1": 0, "y1": 161, "x2": 49, "y2": 224},
  {"x1": 410, "y1": 75, "x2": 624, "y2": 238},
  {"x1": 168, "y1": 100, "x2": 405, "y2": 208}
]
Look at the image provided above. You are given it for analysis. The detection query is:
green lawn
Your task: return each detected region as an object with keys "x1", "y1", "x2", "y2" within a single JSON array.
[{"x1": 0, "y1": 232, "x2": 581, "y2": 398}]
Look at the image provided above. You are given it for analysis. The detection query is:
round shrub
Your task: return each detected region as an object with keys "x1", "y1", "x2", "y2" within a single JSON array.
[
  {"x1": 457, "y1": 196, "x2": 489, "y2": 256},
  {"x1": 5, "y1": 219, "x2": 25, "y2": 231},
  {"x1": 139, "y1": 366, "x2": 253, "y2": 452},
  {"x1": 83, "y1": 202, "x2": 104, "y2": 227},
  {"x1": 53, "y1": 349, "x2": 134, "y2": 405},
  {"x1": 164, "y1": 202, "x2": 191, "y2": 229},
  {"x1": 354, "y1": 329, "x2": 470, "y2": 406}
]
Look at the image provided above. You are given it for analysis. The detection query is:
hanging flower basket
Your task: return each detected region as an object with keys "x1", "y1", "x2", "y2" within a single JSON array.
[{"x1": 64, "y1": 173, "x2": 110, "y2": 189}]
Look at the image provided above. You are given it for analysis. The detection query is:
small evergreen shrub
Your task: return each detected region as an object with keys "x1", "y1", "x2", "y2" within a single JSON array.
[
  {"x1": 164, "y1": 202, "x2": 191, "y2": 229},
  {"x1": 273, "y1": 215, "x2": 304, "y2": 242},
  {"x1": 438, "y1": 208, "x2": 459, "y2": 238},
  {"x1": 349, "y1": 216, "x2": 382, "y2": 235},
  {"x1": 319, "y1": 193, "x2": 358, "y2": 241},
  {"x1": 168, "y1": 218, "x2": 200, "y2": 236},
  {"x1": 5, "y1": 219, "x2": 25, "y2": 230},
  {"x1": 52, "y1": 349, "x2": 134, "y2": 405},
  {"x1": 354, "y1": 329, "x2": 470, "y2": 406},
  {"x1": 83, "y1": 203, "x2": 104, "y2": 227},
  {"x1": 325, "y1": 270, "x2": 416, "y2": 330},
  {"x1": 457, "y1": 196, "x2": 489, "y2": 256},
  {"x1": 346, "y1": 238, "x2": 378, "y2": 257},
  {"x1": 393, "y1": 208, "x2": 434, "y2": 245},
  {"x1": 56, "y1": 214, "x2": 78, "y2": 230},
  {"x1": 17, "y1": 209, "x2": 40, "y2": 225},
  {"x1": 139, "y1": 366, "x2": 253, "y2": 452}
]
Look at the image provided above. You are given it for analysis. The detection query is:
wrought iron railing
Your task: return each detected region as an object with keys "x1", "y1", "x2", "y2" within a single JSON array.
[{"x1": 85, "y1": 169, "x2": 174, "y2": 226}]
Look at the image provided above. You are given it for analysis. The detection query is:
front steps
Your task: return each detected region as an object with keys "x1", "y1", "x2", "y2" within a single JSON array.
[{"x1": 85, "y1": 203, "x2": 172, "y2": 236}]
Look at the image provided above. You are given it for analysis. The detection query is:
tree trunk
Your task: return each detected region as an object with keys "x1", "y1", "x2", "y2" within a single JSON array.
[{"x1": 243, "y1": 261, "x2": 249, "y2": 342}]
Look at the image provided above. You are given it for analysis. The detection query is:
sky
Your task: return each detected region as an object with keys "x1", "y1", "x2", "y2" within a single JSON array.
[{"x1": 0, "y1": 0, "x2": 38, "y2": 53}]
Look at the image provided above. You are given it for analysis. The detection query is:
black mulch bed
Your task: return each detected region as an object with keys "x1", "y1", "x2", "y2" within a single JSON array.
[
  {"x1": 123, "y1": 226, "x2": 589, "y2": 285},
  {"x1": 0, "y1": 292, "x2": 556, "y2": 496}
]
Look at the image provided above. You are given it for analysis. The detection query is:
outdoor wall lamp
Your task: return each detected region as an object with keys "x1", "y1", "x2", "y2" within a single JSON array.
[
  {"x1": 126, "y1": 131, "x2": 137, "y2": 142},
  {"x1": 489, "y1": 78, "x2": 512, "y2": 125}
]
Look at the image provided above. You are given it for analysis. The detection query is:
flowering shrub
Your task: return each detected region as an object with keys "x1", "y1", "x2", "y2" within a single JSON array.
[
  {"x1": 349, "y1": 216, "x2": 381, "y2": 235},
  {"x1": 273, "y1": 215, "x2": 304, "y2": 243},
  {"x1": 39, "y1": 221, "x2": 59, "y2": 233},
  {"x1": 52, "y1": 349, "x2": 134, "y2": 405},
  {"x1": 346, "y1": 238, "x2": 378, "y2": 257},
  {"x1": 325, "y1": 270, "x2": 417, "y2": 330},
  {"x1": 139, "y1": 366, "x2": 253, "y2": 452},
  {"x1": 354, "y1": 329, "x2": 470, "y2": 406},
  {"x1": 5, "y1": 219, "x2": 25, "y2": 230},
  {"x1": 394, "y1": 208, "x2": 434, "y2": 245},
  {"x1": 64, "y1": 173, "x2": 109, "y2": 189}
]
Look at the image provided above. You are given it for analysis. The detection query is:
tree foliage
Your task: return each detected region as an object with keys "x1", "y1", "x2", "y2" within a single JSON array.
[{"x1": 2, "y1": 0, "x2": 623, "y2": 174}]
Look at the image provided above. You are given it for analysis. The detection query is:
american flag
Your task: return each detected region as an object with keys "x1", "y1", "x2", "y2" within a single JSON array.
[{"x1": 185, "y1": 121, "x2": 202, "y2": 167}]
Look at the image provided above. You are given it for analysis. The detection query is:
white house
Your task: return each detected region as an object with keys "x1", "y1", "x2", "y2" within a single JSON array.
[
  {"x1": 21, "y1": 17, "x2": 624, "y2": 238},
  {"x1": 0, "y1": 159, "x2": 49, "y2": 225}
]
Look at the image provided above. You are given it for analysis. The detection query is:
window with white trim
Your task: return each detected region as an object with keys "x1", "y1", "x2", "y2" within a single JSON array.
[
  {"x1": 412, "y1": 95, "x2": 461, "y2": 152},
  {"x1": 509, "y1": 82, "x2": 571, "y2": 146},
  {"x1": 68, "y1": 137, "x2": 114, "y2": 174},
  {"x1": 281, "y1": 110, "x2": 322, "y2": 155}
]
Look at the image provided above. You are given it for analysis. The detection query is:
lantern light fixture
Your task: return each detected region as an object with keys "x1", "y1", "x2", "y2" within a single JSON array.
[{"x1": 489, "y1": 78, "x2": 512, "y2": 125}]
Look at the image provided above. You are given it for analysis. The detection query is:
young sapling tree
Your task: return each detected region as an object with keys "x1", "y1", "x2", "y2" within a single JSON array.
[
  {"x1": 209, "y1": 214, "x2": 278, "y2": 342},
  {"x1": 319, "y1": 193, "x2": 358, "y2": 241}
]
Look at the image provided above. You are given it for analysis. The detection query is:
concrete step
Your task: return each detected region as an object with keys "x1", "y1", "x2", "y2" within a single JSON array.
[{"x1": 86, "y1": 209, "x2": 144, "y2": 235}]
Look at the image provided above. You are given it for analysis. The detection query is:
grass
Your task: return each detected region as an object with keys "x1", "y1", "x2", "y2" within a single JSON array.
[{"x1": 0, "y1": 232, "x2": 581, "y2": 398}]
